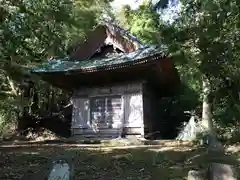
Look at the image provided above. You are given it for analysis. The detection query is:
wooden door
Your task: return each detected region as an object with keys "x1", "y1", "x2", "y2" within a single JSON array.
[{"x1": 90, "y1": 95, "x2": 122, "y2": 130}]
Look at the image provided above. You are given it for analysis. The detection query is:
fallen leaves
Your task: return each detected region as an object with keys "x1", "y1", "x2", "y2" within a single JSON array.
[{"x1": 1, "y1": 141, "x2": 236, "y2": 180}]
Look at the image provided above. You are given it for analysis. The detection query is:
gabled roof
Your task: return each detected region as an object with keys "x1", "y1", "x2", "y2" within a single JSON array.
[
  {"x1": 69, "y1": 21, "x2": 145, "y2": 61},
  {"x1": 31, "y1": 22, "x2": 169, "y2": 82},
  {"x1": 29, "y1": 22, "x2": 180, "y2": 93},
  {"x1": 31, "y1": 46, "x2": 167, "y2": 74}
]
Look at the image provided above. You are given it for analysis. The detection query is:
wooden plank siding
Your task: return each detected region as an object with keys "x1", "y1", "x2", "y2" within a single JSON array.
[
  {"x1": 123, "y1": 93, "x2": 144, "y2": 135},
  {"x1": 71, "y1": 98, "x2": 90, "y2": 129},
  {"x1": 71, "y1": 82, "x2": 144, "y2": 138}
]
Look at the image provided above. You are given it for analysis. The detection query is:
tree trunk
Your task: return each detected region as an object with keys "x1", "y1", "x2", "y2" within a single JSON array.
[
  {"x1": 201, "y1": 78, "x2": 237, "y2": 180},
  {"x1": 201, "y1": 75, "x2": 213, "y2": 132}
]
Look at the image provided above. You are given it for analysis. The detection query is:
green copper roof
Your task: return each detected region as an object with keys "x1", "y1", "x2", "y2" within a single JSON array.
[{"x1": 31, "y1": 46, "x2": 167, "y2": 73}]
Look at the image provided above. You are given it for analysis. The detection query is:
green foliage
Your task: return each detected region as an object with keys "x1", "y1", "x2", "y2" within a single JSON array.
[
  {"x1": 2, "y1": 0, "x2": 240, "y2": 137},
  {"x1": 129, "y1": 6, "x2": 162, "y2": 44},
  {"x1": 180, "y1": 0, "x2": 240, "y2": 126},
  {"x1": 116, "y1": 2, "x2": 164, "y2": 45},
  {"x1": 116, "y1": 0, "x2": 240, "y2": 129},
  {"x1": 0, "y1": 0, "x2": 112, "y2": 133}
]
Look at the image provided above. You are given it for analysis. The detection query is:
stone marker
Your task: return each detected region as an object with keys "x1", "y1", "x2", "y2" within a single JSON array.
[
  {"x1": 48, "y1": 160, "x2": 71, "y2": 180},
  {"x1": 188, "y1": 170, "x2": 206, "y2": 180},
  {"x1": 204, "y1": 133, "x2": 237, "y2": 180},
  {"x1": 208, "y1": 163, "x2": 237, "y2": 180}
]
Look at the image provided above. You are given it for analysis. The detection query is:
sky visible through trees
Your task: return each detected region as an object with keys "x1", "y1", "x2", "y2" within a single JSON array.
[{"x1": 112, "y1": 0, "x2": 181, "y2": 23}]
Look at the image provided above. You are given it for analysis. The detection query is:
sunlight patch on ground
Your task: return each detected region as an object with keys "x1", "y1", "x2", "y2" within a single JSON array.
[
  {"x1": 0, "y1": 140, "x2": 238, "y2": 180},
  {"x1": 226, "y1": 144, "x2": 240, "y2": 154},
  {"x1": 147, "y1": 146, "x2": 194, "y2": 152},
  {"x1": 21, "y1": 151, "x2": 40, "y2": 155}
]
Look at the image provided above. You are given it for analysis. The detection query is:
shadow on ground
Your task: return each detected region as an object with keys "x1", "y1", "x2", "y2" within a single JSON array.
[{"x1": 0, "y1": 142, "x2": 239, "y2": 180}]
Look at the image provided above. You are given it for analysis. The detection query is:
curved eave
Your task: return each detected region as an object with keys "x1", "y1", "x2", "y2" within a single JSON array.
[
  {"x1": 32, "y1": 56, "x2": 180, "y2": 96},
  {"x1": 31, "y1": 51, "x2": 166, "y2": 74}
]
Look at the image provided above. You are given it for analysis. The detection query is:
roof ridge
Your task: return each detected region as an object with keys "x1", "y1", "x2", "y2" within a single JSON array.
[{"x1": 101, "y1": 20, "x2": 147, "y2": 48}]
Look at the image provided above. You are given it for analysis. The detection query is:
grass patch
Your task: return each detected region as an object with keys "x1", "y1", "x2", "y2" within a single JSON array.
[{"x1": 0, "y1": 141, "x2": 239, "y2": 180}]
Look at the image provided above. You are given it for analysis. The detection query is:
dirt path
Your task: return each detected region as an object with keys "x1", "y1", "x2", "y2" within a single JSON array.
[
  {"x1": 0, "y1": 141, "x2": 202, "y2": 180},
  {"x1": 0, "y1": 141, "x2": 238, "y2": 180}
]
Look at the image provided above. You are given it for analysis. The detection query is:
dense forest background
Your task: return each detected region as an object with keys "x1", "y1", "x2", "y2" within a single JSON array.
[{"x1": 0, "y1": 0, "x2": 240, "y2": 142}]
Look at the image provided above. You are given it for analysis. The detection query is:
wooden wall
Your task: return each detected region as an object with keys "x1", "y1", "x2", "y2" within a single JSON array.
[
  {"x1": 142, "y1": 82, "x2": 186, "y2": 139},
  {"x1": 71, "y1": 82, "x2": 144, "y2": 138},
  {"x1": 142, "y1": 82, "x2": 163, "y2": 139}
]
